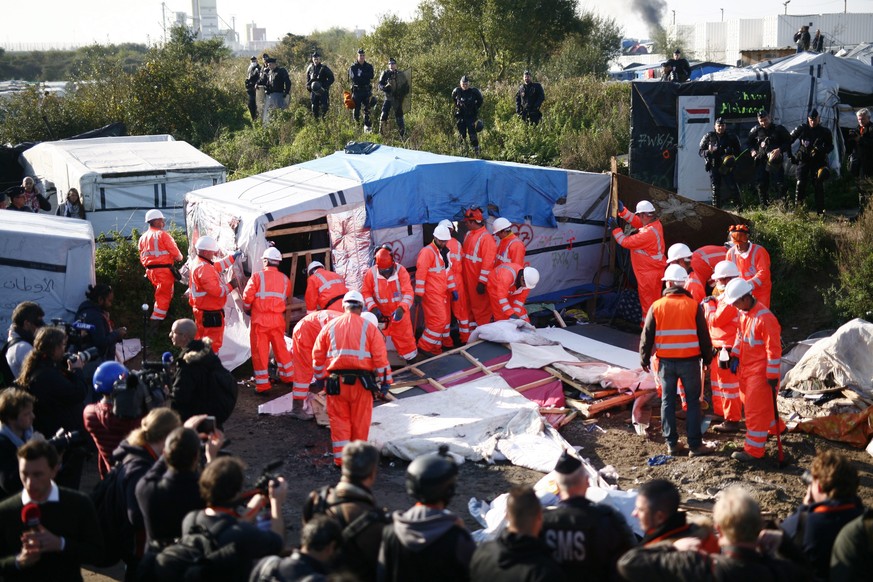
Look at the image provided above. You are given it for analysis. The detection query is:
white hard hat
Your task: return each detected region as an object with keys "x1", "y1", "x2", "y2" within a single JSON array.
[
  {"x1": 437, "y1": 219, "x2": 455, "y2": 231},
  {"x1": 522, "y1": 267, "x2": 540, "y2": 289},
  {"x1": 342, "y1": 290, "x2": 365, "y2": 306},
  {"x1": 145, "y1": 209, "x2": 165, "y2": 223},
  {"x1": 713, "y1": 260, "x2": 741, "y2": 279},
  {"x1": 307, "y1": 261, "x2": 324, "y2": 274},
  {"x1": 433, "y1": 225, "x2": 452, "y2": 241},
  {"x1": 667, "y1": 243, "x2": 693, "y2": 263},
  {"x1": 262, "y1": 247, "x2": 282, "y2": 262},
  {"x1": 492, "y1": 217, "x2": 512, "y2": 233},
  {"x1": 722, "y1": 278, "x2": 754, "y2": 305},
  {"x1": 194, "y1": 236, "x2": 219, "y2": 252},
  {"x1": 636, "y1": 200, "x2": 656, "y2": 214},
  {"x1": 361, "y1": 311, "x2": 379, "y2": 326},
  {"x1": 662, "y1": 264, "x2": 688, "y2": 283}
]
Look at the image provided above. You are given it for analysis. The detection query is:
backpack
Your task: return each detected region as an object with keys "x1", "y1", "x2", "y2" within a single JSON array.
[
  {"x1": 0, "y1": 337, "x2": 23, "y2": 388},
  {"x1": 90, "y1": 463, "x2": 130, "y2": 567},
  {"x1": 303, "y1": 485, "x2": 389, "y2": 544},
  {"x1": 138, "y1": 514, "x2": 240, "y2": 582},
  {"x1": 112, "y1": 374, "x2": 167, "y2": 419},
  {"x1": 210, "y1": 365, "x2": 238, "y2": 427}
]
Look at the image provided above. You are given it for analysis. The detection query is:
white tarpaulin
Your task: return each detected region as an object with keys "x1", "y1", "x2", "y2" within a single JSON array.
[
  {"x1": 783, "y1": 318, "x2": 873, "y2": 395},
  {"x1": 536, "y1": 327, "x2": 640, "y2": 370},
  {"x1": 369, "y1": 375, "x2": 573, "y2": 472},
  {"x1": 0, "y1": 212, "x2": 95, "y2": 331}
]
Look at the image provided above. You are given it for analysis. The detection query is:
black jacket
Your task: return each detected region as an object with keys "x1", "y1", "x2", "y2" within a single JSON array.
[
  {"x1": 790, "y1": 123, "x2": 834, "y2": 164},
  {"x1": 452, "y1": 87, "x2": 483, "y2": 118},
  {"x1": 75, "y1": 299, "x2": 123, "y2": 360},
  {"x1": 516, "y1": 82, "x2": 545, "y2": 114},
  {"x1": 111, "y1": 440, "x2": 159, "y2": 559},
  {"x1": 846, "y1": 121, "x2": 873, "y2": 174},
  {"x1": 470, "y1": 531, "x2": 566, "y2": 582},
  {"x1": 26, "y1": 361, "x2": 87, "y2": 438},
  {"x1": 245, "y1": 62, "x2": 261, "y2": 90},
  {"x1": 171, "y1": 338, "x2": 227, "y2": 423},
  {"x1": 265, "y1": 66, "x2": 291, "y2": 95},
  {"x1": 0, "y1": 433, "x2": 22, "y2": 497},
  {"x1": 135, "y1": 457, "x2": 204, "y2": 547},
  {"x1": 748, "y1": 123, "x2": 792, "y2": 161},
  {"x1": 306, "y1": 62, "x2": 335, "y2": 91},
  {"x1": 699, "y1": 131, "x2": 742, "y2": 168},
  {"x1": 349, "y1": 61, "x2": 375, "y2": 88}
]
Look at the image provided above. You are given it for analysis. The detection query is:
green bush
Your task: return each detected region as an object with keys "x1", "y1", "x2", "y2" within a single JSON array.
[{"x1": 826, "y1": 202, "x2": 873, "y2": 320}]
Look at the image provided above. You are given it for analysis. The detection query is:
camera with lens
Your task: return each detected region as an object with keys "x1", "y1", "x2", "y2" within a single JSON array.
[
  {"x1": 65, "y1": 347, "x2": 100, "y2": 366},
  {"x1": 47, "y1": 428, "x2": 86, "y2": 453},
  {"x1": 253, "y1": 459, "x2": 284, "y2": 495}
]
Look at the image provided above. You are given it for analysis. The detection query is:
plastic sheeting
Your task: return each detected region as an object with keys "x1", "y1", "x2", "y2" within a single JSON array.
[
  {"x1": 783, "y1": 318, "x2": 873, "y2": 396},
  {"x1": 468, "y1": 320, "x2": 558, "y2": 346},
  {"x1": 505, "y1": 343, "x2": 578, "y2": 370},
  {"x1": 327, "y1": 204, "x2": 370, "y2": 291}
]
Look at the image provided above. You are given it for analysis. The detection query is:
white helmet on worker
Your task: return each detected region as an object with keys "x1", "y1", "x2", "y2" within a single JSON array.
[
  {"x1": 262, "y1": 247, "x2": 282, "y2": 263},
  {"x1": 662, "y1": 264, "x2": 688, "y2": 283},
  {"x1": 145, "y1": 209, "x2": 165, "y2": 223},
  {"x1": 194, "y1": 236, "x2": 219, "y2": 252},
  {"x1": 713, "y1": 260, "x2": 741, "y2": 280},
  {"x1": 433, "y1": 225, "x2": 452, "y2": 241},
  {"x1": 342, "y1": 290, "x2": 365, "y2": 307},
  {"x1": 492, "y1": 217, "x2": 512, "y2": 233},
  {"x1": 635, "y1": 200, "x2": 656, "y2": 214},
  {"x1": 722, "y1": 278, "x2": 754, "y2": 305},
  {"x1": 522, "y1": 267, "x2": 540, "y2": 289},
  {"x1": 438, "y1": 219, "x2": 455, "y2": 231},
  {"x1": 667, "y1": 243, "x2": 693, "y2": 263},
  {"x1": 307, "y1": 261, "x2": 324, "y2": 275}
]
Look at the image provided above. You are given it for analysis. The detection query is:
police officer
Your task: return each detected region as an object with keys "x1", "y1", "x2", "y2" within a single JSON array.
[
  {"x1": 515, "y1": 70, "x2": 544, "y2": 125},
  {"x1": 452, "y1": 75, "x2": 484, "y2": 156},
  {"x1": 377, "y1": 58, "x2": 408, "y2": 138},
  {"x1": 541, "y1": 451, "x2": 636, "y2": 579},
  {"x1": 748, "y1": 110, "x2": 791, "y2": 206},
  {"x1": 263, "y1": 57, "x2": 291, "y2": 123},
  {"x1": 306, "y1": 51, "x2": 335, "y2": 119},
  {"x1": 699, "y1": 117, "x2": 742, "y2": 209},
  {"x1": 349, "y1": 48, "x2": 375, "y2": 132},
  {"x1": 790, "y1": 109, "x2": 834, "y2": 213},
  {"x1": 672, "y1": 49, "x2": 691, "y2": 82},
  {"x1": 845, "y1": 108, "x2": 873, "y2": 212},
  {"x1": 245, "y1": 56, "x2": 261, "y2": 122}
]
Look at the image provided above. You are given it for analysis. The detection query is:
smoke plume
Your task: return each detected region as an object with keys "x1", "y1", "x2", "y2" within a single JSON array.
[{"x1": 630, "y1": 0, "x2": 667, "y2": 36}]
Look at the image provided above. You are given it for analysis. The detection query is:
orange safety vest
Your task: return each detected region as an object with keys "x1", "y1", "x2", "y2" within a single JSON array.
[
  {"x1": 415, "y1": 243, "x2": 450, "y2": 296},
  {"x1": 731, "y1": 301, "x2": 782, "y2": 380},
  {"x1": 702, "y1": 296, "x2": 739, "y2": 347},
  {"x1": 691, "y1": 244, "x2": 728, "y2": 283},
  {"x1": 445, "y1": 237, "x2": 464, "y2": 277},
  {"x1": 488, "y1": 263, "x2": 523, "y2": 318},
  {"x1": 242, "y1": 265, "x2": 290, "y2": 315},
  {"x1": 651, "y1": 293, "x2": 702, "y2": 358},
  {"x1": 362, "y1": 265, "x2": 414, "y2": 313},
  {"x1": 495, "y1": 233, "x2": 525, "y2": 266},
  {"x1": 463, "y1": 227, "x2": 497, "y2": 284},
  {"x1": 726, "y1": 243, "x2": 771, "y2": 304},
  {"x1": 305, "y1": 269, "x2": 348, "y2": 312},
  {"x1": 138, "y1": 228, "x2": 182, "y2": 267},
  {"x1": 312, "y1": 313, "x2": 392, "y2": 385},
  {"x1": 189, "y1": 256, "x2": 233, "y2": 311}
]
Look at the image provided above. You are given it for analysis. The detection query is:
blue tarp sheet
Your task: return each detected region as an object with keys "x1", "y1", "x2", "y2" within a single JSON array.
[{"x1": 300, "y1": 146, "x2": 566, "y2": 229}]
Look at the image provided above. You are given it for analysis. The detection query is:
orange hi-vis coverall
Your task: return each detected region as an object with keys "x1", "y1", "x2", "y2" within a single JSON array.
[
  {"x1": 726, "y1": 242, "x2": 772, "y2": 308},
  {"x1": 291, "y1": 310, "x2": 340, "y2": 401},
  {"x1": 361, "y1": 265, "x2": 418, "y2": 361},
  {"x1": 243, "y1": 265, "x2": 293, "y2": 392},
  {"x1": 691, "y1": 244, "x2": 728, "y2": 284},
  {"x1": 462, "y1": 226, "x2": 497, "y2": 327},
  {"x1": 731, "y1": 301, "x2": 784, "y2": 458},
  {"x1": 138, "y1": 227, "x2": 183, "y2": 321},
  {"x1": 444, "y1": 237, "x2": 471, "y2": 345},
  {"x1": 312, "y1": 313, "x2": 392, "y2": 466},
  {"x1": 684, "y1": 271, "x2": 706, "y2": 303},
  {"x1": 189, "y1": 254, "x2": 236, "y2": 354},
  {"x1": 415, "y1": 242, "x2": 451, "y2": 355},
  {"x1": 495, "y1": 233, "x2": 526, "y2": 266},
  {"x1": 702, "y1": 295, "x2": 742, "y2": 422},
  {"x1": 305, "y1": 268, "x2": 349, "y2": 313},
  {"x1": 487, "y1": 263, "x2": 530, "y2": 321},
  {"x1": 612, "y1": 208, "x2": 666, "y2": 324}
]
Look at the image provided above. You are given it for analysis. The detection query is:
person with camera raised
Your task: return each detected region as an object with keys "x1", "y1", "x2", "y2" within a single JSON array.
[
  {"x1": 75, "y1": 284, "x2": 127, "y2": 376},
  {"x1": 0, "y1": 389, "x2": 38, "y2": 498},
  {"x1": 4, "y1": 301, "x2": 45, "y2": 384},
  {"x1": 17, "y1": 326, "x2": 87, "y2": 489}
]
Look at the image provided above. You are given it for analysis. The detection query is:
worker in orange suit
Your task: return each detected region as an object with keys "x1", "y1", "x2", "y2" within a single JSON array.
[
  {"x1": 437, "y1": 219, "x2": 471, "y2": 346},
  {"x1": 311, "y1": 290, "x2": 392, "y2": 466},
  {"x1": 361, "y1": 246, "x2": 418, "y2": 362},
  {"x1": 667, "y1": 243, "x2": 705, "y2": 303},
  {"x1": 188, "y1": 236, "x2": 238, "y2": 354},
  {"x1": 725, "y1": 224, "x2": 771, "y2": 308},
  {"x1": 415, "y1": 225, "x2": 453, "y2": 356},
  {"x1": 462, "y1": 207, "x2": 497, "y2": 327},
  {"x1": 305, "y1": 261, "x2": 349, "y2": 313},
  {"x1": 492, "y1": 217, "x2": 526, "y2": 266},
  {"x1": 242, "y1": 247, "x2": 293, "y2": 394},
  {"x1": 724, "y1": 277, "x2": 784, "y2": 462},
  {"x1": 138, "y1": 209, "x2": 183, "y2": 327},
  {"x1": 487, "y1": 263, "x2": 539, "y2": 321},
  {"x1": 703, "y1": 260, "x2": 744, "y2": 433},
  {"x1": 290, "y1": 309, "x2": 340, "y2": 420},
  {"x1": 691, "y1": 244, "x2": 729, "y2": 286},
  {"x1": 609, "y1": 200, "x2": 666, "y2": 325}
]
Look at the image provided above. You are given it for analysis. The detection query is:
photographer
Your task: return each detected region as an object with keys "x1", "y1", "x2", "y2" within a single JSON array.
[
  {"x1": 75, "y1": 284, "x2": 127, "y2": 369},
  {"x1": 17, "y1": 326, "x2": 87, "y2": 489},
  {"x1": 3, "y1": 301, "x2": 45, "y2": 383},
  {"x1": 0, "y1": 389, "x2": 38, "y2": 497}
]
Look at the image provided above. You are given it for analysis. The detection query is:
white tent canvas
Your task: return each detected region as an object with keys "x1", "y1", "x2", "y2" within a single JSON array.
[
  {"x1": 19, "y1": 135, "x2": 226, "y2": 237},
  {"x1": 0, "y1": 212, "x2": 95, "y2": 332}
]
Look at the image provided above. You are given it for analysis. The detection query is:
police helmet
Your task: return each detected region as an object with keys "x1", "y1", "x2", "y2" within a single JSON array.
[
  {"x1": 406, "y1": 445, "x2": 459, "y2": 504},
  {"x1": 310, "y1": 81, "x2": 324, "y2": 96},
  {"x1": 817, "y1": 167, "x2": 831, "y2": 181},
  {"x1": 475, "y1": 119, "x2": 484, "y2": 132},
  {"x1": 719, "y1": 155, "x2": 736, "y2": 175},
  {"x1": 93, "y1": 361, "x2": 129, "y2": 395},
  {"x1": 368, "y1": 95, "x2": 378, "y2": 108},
  {"x1": 460, "y1": 75, "x2": 470, "y2": 84}
]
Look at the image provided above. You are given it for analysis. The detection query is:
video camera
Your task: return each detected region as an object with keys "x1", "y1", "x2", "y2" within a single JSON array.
[
  {"x1": 47, "y1": 428, "x2": 87, "y2": 453},
  {"x1": 253, "y1": 459, "x2": 284, "y2": 495},
  {"x1": 51, "y1": 317, "x2": 96, "y2": 356}
]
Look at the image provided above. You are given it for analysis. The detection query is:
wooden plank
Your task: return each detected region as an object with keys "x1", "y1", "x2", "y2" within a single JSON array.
[
  {"x1": 391, "y1": 341, "x2": 484, "y2": 376},
  {"x1": 557, "y1": 410, "x2": 579, "y2": 428},
  {"x1": 544, "y1": 365, "x2": 595, "y2": 397},
  {"x1": 539, "y1": 407, "x2": 570, "y2": 414},
  {"x1": 409, "y1": 366, "x2": 448, "y2": 391},
  {"x1": 590, "y1": 389, "x2": 619, "y2": 399},
  {"x1": 266, "y1": 224, "x2": 329, "y2": 237},
  {"x1": 552, "y1": 309, "x2": 567, "y2": 328},
  {"x1": 515, "y1": 376, "x2": 557, "y2": 393},
  {"x1": 586, "y1": 393, "x2": 635, "y2": 416},
  {"x1": 460, "y1": 350, "x2": 495, "y2": 375}
]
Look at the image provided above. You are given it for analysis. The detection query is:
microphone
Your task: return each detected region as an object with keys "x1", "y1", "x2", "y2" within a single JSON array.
[
  {"x1": 21, "y1": 503, "x2": 40, "y2": 531},
  {"x1": 161, "y1": 352, "x2": 174, "y2": 365}
]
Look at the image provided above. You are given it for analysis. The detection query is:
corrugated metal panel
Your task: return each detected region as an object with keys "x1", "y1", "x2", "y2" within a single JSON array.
[{"x1": 739, "y1": 20, "x2": 764, "y2": 49}]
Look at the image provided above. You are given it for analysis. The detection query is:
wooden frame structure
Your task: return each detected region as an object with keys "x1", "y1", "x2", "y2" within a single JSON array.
[{"x1": 265, "y1": 222, "x2": 332, "y2": 294}]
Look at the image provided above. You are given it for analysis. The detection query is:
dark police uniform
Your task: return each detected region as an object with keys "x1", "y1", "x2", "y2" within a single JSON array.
[
  {"x1": 846, "y1": 118, "x2": 873, "y2": 211},
  {"x1": 541, "y1": 497, "x2": 636, "y2": 581},
  {"x1": 306, "y1": 59, "x2": 335, "y2": 119},
  {"x1": 790, "y1": 116, "x2": 834, "y2": 213},
  {"x1": 452, "y1": 83, "x2": 484, "y2": 153},
  {"x1": 748, "y1": 119, "x2": 792, "y2": 205},
  {"x1": 699, "y1": 126, "x2": 743, "y2": 208},
  {"x1": 349, "y1": 57, "x2": 375, "y2": 130},
  {"x1": 245, "y1": 59, "x2": 261, "y2": 121},
  {"x1": 378, "y1": 65, "x2": 408, "y2": 137},
  {"x1": 516, "y1": 79, "x2": 545, "y2": 125}
]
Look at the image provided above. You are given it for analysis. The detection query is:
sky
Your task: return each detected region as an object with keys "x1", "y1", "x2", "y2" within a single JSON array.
[{"x1": 2, "y1": 0, "x2": 868, "y2": 49}]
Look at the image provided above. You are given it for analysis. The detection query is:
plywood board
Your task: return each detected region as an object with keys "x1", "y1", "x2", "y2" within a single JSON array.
[{"x1": 537, "y1": 327, "x2": 639, "y2": 370}]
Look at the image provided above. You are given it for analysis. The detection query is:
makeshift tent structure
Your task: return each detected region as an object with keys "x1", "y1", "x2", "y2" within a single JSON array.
[
  {"x1": 184, "y1": 145, "x2": 612, "y2": 369},
  {"x1": 0, "y1": 212, "x2": 95, "y2": 332},
  {"x1": 19, "y1": 135, "x2": 226, "y2": 237}
]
